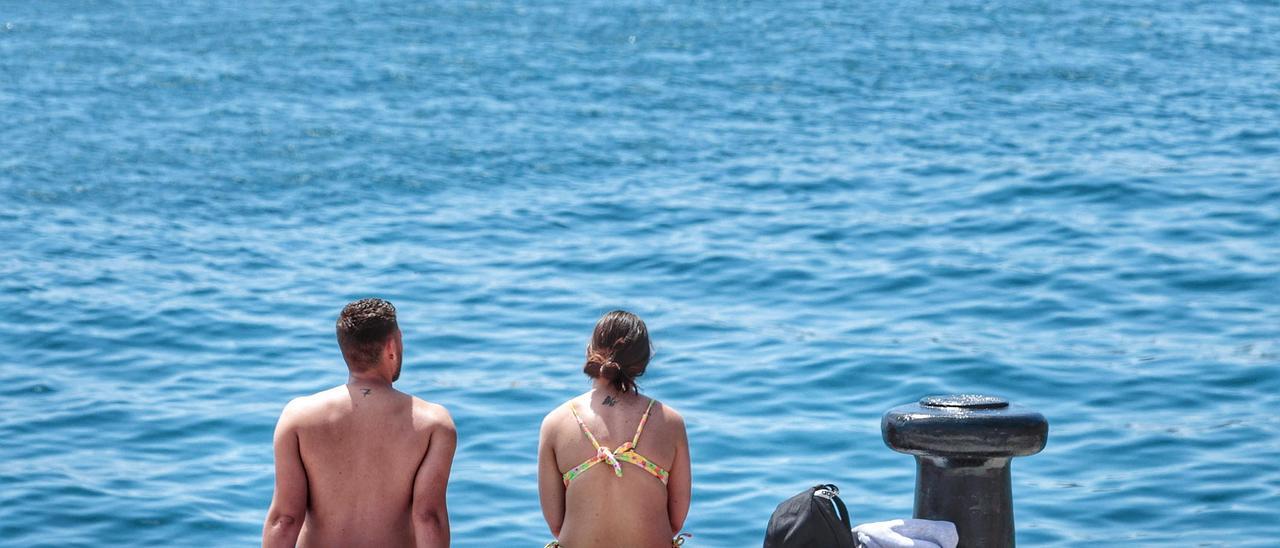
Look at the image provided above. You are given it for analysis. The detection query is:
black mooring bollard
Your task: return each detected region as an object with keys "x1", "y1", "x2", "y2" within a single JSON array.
[{"x1": 882, "y1": 395, "x2": 1048, "y2": 548}]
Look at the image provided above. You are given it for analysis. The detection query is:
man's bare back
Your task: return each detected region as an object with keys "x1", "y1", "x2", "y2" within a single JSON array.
[{"x1": 264, "y1": 299, "x2": 456, "y2": 548}]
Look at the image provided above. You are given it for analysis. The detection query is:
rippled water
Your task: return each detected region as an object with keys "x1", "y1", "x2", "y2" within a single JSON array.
[{"x1": 2, "y1": 1, "x2": 1279, "y2": 546}]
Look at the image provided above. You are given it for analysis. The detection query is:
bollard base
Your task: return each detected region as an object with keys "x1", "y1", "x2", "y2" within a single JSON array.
[{"x1": 914, "y1": 456, "x2": 1015, "y2": 548}]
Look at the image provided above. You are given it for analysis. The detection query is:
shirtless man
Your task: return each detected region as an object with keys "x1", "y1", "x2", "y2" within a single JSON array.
[{"x1": 263, "y1": 298, "x2": 457, "y2": 548}]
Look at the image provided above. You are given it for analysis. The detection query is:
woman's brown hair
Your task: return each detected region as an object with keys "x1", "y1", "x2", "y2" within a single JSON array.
[{"x1": 583, "y1": 310, "x2": 651, "y2": 393}]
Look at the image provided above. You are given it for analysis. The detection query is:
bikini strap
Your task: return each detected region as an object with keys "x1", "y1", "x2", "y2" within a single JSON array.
[
  {"x1": 568, "y1": 403, "x2": 603, "y2": 451},
  {"x1": 631, "y1": 398, "x2": 656, "y2": 447}
]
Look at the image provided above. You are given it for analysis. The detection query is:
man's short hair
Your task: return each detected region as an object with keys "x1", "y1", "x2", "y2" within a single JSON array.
[{"x1": 336, "y1": 298, "x2": 398, "y2": 370}]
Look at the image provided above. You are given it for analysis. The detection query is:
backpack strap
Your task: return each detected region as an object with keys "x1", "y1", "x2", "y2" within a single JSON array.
[
  {"x1": 815, "y1": 484, "x2": 853, "y2": 531},
  {"x1": 830, "y1": 490, "x2": 851, "y2": 530}
]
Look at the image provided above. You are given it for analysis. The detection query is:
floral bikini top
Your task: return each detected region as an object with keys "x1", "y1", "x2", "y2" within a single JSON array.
[{"x1": 562, "y1": 398, "x2": 670, "y2": 487}]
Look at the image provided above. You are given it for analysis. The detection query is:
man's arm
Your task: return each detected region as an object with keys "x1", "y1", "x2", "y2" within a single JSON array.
[
  {"x1": 263, "y1": 400, "x2": 308, "y2": 548},
  {"x1": 411, "y1": 404, "x2": 457, "y2": 548},
  {"x1": 537, "y1": 411, "x2": 566, "y2": 538},
  {"x1": 666, "y1": 409, "x2": 692, "y2": 536}
]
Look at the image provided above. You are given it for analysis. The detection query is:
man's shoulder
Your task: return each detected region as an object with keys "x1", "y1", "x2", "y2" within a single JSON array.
[
  {"x1": 407, "y1": 396, "x2": 454, "y2": 432},
  {"x1": 279, "y1": 386, "x2": 345, "y2": 423}
]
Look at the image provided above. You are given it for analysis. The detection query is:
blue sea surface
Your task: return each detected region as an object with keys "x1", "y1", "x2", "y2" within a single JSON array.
[{"x1": 2, "y1": 1, "x2": 1279, "y2": 546}]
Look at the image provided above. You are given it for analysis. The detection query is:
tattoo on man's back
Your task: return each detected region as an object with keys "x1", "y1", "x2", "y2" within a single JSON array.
[
  {"x1": 361, "y1": 388, "x2": 371, "y2": 397},
  {"x1": 603, "y1": 395, "x2": 618, "y2": 407}
]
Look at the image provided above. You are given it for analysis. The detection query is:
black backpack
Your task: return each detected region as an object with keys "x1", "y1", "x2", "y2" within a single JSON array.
[{"x1": 763, "y1": 483, "x2": 856, "y2": 548}]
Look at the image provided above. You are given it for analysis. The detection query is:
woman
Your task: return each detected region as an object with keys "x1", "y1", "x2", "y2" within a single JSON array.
[{"x1": 538, "y1": 310, "x2": 692, "y2": 547}]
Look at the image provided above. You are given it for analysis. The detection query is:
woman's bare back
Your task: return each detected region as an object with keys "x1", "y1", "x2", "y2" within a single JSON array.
[{"x1": 540, "y1": 391, "x2": 691, "y2": 548}]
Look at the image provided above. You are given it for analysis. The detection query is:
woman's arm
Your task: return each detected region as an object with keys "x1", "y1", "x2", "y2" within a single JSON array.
[
  {"x1": 537, "y1": 411, "x2": 567, "y2": 538},
  {"x1": 666, "y1": 410, "x2": 692, "y2": 535}
]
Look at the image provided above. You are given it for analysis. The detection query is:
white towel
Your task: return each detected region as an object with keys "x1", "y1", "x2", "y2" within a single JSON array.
[{"x1": 852, "y1": 518, "x2": 959, "y2": 548}]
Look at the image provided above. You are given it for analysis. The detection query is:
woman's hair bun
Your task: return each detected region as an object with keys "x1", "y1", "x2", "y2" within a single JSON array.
[
  {"x1": 582, "y1": 311, "x2": 651, "y2": 393},
  {"x1": 598, "y1": 359, "x2": 621, "y2": 380}
]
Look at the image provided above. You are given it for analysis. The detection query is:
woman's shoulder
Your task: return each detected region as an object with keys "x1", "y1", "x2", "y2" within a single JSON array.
[
  {"x1": 541, "y1": 400, "x2": 567, "y2": 422},
  {"x1": 648, "y1": 397, "x2": 686, "y2": 429},
  {"x1": 540, "y1": 394, "x2": 587, "y2": 429}
]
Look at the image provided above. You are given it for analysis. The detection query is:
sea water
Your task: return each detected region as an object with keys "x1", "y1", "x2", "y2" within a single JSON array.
[{"x1": 1, "y1": 1, "x2": 1278, "y2": 546}]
